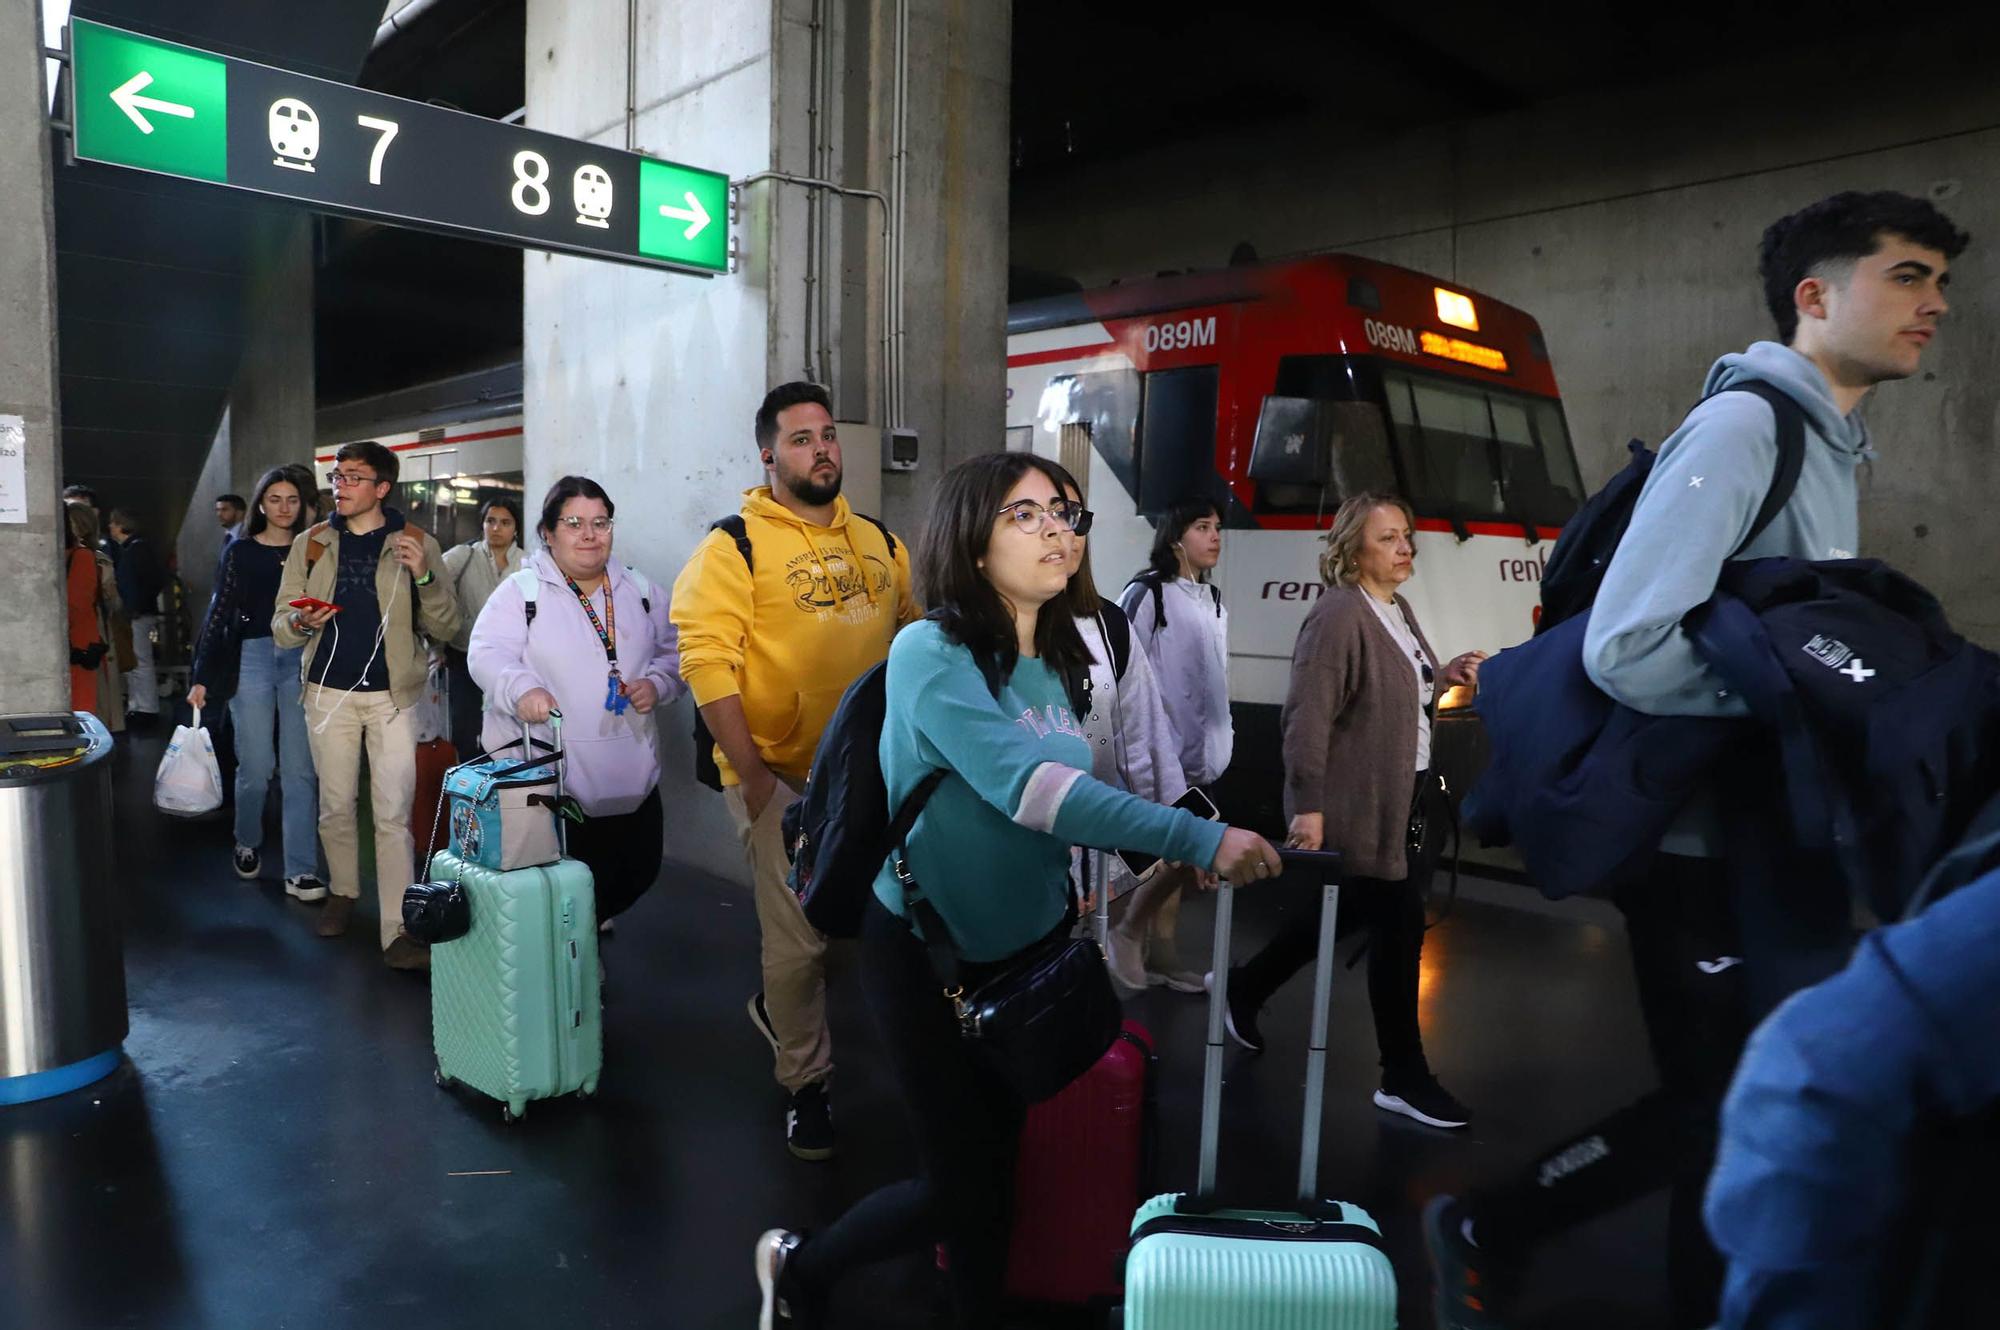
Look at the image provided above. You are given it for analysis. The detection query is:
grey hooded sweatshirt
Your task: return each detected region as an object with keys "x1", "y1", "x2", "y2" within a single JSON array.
[{"x1": 1584, "y1": 341, "x2": 1870, "y2": 717}]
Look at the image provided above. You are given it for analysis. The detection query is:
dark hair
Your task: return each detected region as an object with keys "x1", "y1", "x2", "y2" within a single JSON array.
[
  {"x1": 245, "y1": 467, "x2": 307, "y2": 539},
  {"x1": 479, "y1": 495, "x2": 525, "y2": 546},
  {"x1": 1142, "y1": 496, "x2": 1223, "y2": 584},
  {"x1": 278, "y1": 464, "x2": 320, "y2": 524},
  {"x1": 217, "y1": 493, "x2": 247, "y2": 509},
  {"x1": 62, "y1": 484, "x2": 99, "y2": 506},
  {"x1": 755, "y1": 382, "x2": 833, "y2": 451},
  {"x1": 536, "y1": 475, "x2": 615, "y2": 540},
  {"x1": 334, "y1": 439, "x2": 400, "y2": 487},
  {"x1": 917, "y1": 452, "x2": 1094, "y2": 714},
  {"x1": 107, "y1": 508, "x2": 140, "y2": 535},
  {"x1": 1043, "y1": 459, "x2": 1105, "y2": 620},
  {"x1": 1760, "y1": 191, "x2": 1971, "y2": 342}
]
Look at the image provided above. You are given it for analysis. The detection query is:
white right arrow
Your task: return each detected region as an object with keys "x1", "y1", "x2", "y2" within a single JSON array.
[
  {"x1": 110, "y1": 71, "x2": 196, "y2": 135},
  {"x1": 658, "y1": 190, "x2": 711, "y2": 240}
]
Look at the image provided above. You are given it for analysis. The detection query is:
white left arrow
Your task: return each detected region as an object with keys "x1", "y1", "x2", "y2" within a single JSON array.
[
  {"x1": 110, "y1": 71, "x2": 196, "y2": 135},
  {"x1": 658, "y1": 190, "x2": 711, "y2": 240}
]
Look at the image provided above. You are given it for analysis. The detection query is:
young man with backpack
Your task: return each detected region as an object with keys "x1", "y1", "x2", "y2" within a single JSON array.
[
  {"x1": 273, "y1": 440, "x2": 460, "y2": 969},
  {"x1": 670, "y1": 382, "x2": 917, "y2": 1161},
  {"x1": 1426, "y1": 191, "x2": 1969, "y2": 1330}
]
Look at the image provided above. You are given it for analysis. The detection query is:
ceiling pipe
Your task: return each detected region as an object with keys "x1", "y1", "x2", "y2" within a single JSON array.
[{"x1": 371, "y1": 0, "x2": 448, "y2": 53}]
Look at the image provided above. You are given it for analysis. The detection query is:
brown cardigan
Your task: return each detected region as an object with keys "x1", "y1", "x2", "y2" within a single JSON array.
[{"x1": 1280, "y1": 585, "x2": 1439, "y2": 881}]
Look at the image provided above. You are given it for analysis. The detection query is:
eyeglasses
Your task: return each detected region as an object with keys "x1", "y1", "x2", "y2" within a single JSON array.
[
  {"x1": 325, "y1": 470, "x2": 380, "y2": 489},
  {"x1": 996, "y1": 499, "x2": 1089, "y2": 536},
  {"x1": 554, "y1": 516, "x2": 614, "y2": 534}
]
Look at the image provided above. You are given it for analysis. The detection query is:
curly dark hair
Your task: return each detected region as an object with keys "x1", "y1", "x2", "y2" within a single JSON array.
[{"x1": 1760, "y1": 191, "x2": 1970, "y2": 342}]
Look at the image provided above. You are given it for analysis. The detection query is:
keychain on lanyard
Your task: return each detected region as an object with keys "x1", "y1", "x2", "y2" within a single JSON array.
[{"x1": 566, "y1": 572, "x2": 629, "y2": 716}]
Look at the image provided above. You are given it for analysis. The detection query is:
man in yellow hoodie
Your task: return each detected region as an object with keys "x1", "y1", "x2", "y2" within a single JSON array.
[{"x1": 672, "y1": 382, "x2": 917, "y2": 1161}]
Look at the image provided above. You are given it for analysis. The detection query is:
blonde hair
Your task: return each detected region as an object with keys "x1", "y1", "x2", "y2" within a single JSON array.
[{"x1": 1319, "y1": 492, "x2": 1415, "y2": 588}]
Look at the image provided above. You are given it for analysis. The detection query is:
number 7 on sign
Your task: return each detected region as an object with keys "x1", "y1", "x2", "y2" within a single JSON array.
[{"x1": 357, "y1": 115, "x2": 399, "y2": 186}]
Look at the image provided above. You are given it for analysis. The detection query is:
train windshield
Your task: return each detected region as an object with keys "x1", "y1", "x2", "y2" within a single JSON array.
[
  {"x1": 1379, "y1": 367, "x2": 1583, "y2": 528},
  {"x1": 1266, "y1": 354, "x2": 1583, "y2": 527}
]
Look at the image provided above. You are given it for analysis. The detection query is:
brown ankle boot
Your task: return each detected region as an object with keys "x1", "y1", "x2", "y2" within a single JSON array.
[
  {"x1": 316, "y1": 895, "x2": 355, "y2": 938},
  {"x1": 383, "y1": 936, "x2": 430, "y2": 971}
]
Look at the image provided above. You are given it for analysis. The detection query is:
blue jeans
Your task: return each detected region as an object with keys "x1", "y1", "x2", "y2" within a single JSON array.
[{"x1": 230, "y1": 636, "x2": 322, "y2": 880}]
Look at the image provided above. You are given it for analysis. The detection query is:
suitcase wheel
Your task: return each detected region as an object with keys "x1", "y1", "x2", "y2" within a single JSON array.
[
  {"x1": 577, "y1": 1081, "x2": 598, "y2": 1100},
  {"x1": 502, "y1": 1102, "x2": 524, "y2": 1124},
  {"x1": 433, "y1": 1066, "x2": 455, "y2": 1090}
]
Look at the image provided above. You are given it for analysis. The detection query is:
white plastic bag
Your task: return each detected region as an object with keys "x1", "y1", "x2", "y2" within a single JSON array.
[
  {"x1": 412, "y1": 658, "x2": 449, "y2": 745},
  {"x1": 154, "y1": 706, "x2": 225, "y2": 817}
]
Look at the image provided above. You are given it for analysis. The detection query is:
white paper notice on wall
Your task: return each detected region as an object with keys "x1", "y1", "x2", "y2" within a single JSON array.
[{"x1": 0, "y1": 416, "x2": 26, "y2": 525}]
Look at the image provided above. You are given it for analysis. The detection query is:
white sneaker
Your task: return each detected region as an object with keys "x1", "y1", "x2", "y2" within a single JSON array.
[{"x1": 1104, "y1": 925, "x2": 1149, "y2": 990}]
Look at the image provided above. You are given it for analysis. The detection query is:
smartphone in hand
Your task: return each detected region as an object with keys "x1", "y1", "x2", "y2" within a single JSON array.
[
  {"x1": 289, "y1": 597, "x2": 340, "y2": 614},
  {"x1": 1116, "y1": 786, "x2": 1222, "y2": 879}
]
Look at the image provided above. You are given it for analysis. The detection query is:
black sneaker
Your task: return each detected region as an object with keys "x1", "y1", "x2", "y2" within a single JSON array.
[
  {"x1": 1202, "y1": 970, "x2": 1265, "y2": 1053},
  {"x1": 1423, "y1": 1194, "x2": 1515, "y2": 1328},
  {"x1": 1375, "y1": 1067, "x2": 1471, "y2": 1129},
  {"x1": 747, "y1": 992, "x2": 781, "y2": 1056},
  {"x1": 232, "y1": 845, "x2": 261, "y2": 880},
  {"x1": 284, "y1": 875, "x2": 328, "y2": 902},
  {"x1": 786, "y1": 1081, "x2": 834, "y2": 1162}
]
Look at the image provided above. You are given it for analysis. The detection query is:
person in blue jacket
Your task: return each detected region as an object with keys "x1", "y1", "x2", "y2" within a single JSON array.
[
  {"x1": 1426, "y1": 189, "x2": 1971, "y2": 1330},
  {"x1": 1705, "y1": 864, "x2": 2000, "y2": 1328},
  {"x1": 751, "y1": 451, "x2": 1281, "y2": 1330}
]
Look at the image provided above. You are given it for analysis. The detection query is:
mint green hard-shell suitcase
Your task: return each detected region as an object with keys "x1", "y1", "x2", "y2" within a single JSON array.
[
  {"x1": 429, "y1": 849, "x2": 601, "y2": 1121},
  {"x1": 1122, "y1": 849, "x2": 1399, "y2": 1328}
]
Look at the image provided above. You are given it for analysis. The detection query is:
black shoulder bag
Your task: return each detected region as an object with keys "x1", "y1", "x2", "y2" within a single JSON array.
[{"x1": 892, "y1": 801, "x2": 1122, "y2": 1104}]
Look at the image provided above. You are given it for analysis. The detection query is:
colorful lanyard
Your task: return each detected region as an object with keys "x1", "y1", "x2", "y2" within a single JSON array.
[{"x1": 564, "y1": 573, "x2": 619, "y2": 669}]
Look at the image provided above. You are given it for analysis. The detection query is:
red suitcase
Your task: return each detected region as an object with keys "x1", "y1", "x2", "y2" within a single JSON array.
[
  {"x1": 1004, "y1": 1016, "x2": 1155, "y2": 1305},
  {"x1": 412, "y1": 736, "x2": 456, "y2": 867}
]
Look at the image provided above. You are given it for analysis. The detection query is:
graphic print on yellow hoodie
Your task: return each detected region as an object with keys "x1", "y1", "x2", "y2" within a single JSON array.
[{"x1": 671, "y1": 487, "x2": 918, "y2": 785}]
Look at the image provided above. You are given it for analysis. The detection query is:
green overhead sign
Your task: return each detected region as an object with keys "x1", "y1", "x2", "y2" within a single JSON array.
[
  {"x1": 65, "y1": 18, "x2": 732, "y2": 276},
  {"x1": 72, "y1": 21, "x2": 228, "y2": 182}
]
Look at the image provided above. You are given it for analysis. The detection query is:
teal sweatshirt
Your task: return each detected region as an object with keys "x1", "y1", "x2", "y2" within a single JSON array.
[{"x1": 873, "y1": 619, "x2": 1228, "y2": 962}]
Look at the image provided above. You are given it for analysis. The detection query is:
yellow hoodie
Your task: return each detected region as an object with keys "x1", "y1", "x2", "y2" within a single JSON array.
[{"x1": 671, "y1": 487, "x2": 917, "y2": 785}]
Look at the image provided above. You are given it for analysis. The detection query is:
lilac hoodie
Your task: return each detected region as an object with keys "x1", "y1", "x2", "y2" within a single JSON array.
[{"x1": 467, "y1": 548, "x2": 685, "y2": 816}]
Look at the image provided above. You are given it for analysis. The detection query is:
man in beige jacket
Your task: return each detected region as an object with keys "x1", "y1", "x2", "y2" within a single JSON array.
[{"x1": 274, "y1": 440, "x2": 459, "y2": 968}]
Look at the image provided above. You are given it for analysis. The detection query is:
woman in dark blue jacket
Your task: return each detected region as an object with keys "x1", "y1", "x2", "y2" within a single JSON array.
[{"x1": 189, "y1": 465, "x2": 325, "y2": 897}]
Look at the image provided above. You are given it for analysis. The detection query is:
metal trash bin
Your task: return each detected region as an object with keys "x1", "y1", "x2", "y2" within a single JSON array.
[{"x1": 0, "y1": 712, "x2": 125, "y2": 1105}]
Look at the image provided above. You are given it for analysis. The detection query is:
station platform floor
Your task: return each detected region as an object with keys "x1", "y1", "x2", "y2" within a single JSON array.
[{"x1": 3, "y1": 729, "x2": 1675, "y2": 1330}]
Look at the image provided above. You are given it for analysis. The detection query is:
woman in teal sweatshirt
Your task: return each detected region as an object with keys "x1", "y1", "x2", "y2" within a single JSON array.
[{"x1": 754, "y1": 451, "x2": 1281, "y2": 1330}]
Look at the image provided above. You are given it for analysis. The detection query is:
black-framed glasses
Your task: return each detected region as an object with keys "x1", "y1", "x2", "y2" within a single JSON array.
[
  {"x1": 325, "y1": 470, "x2": 380, "y2": 489},
  {"x1": 996, "y1": 499, "x2": 1087, "y2": 535}
]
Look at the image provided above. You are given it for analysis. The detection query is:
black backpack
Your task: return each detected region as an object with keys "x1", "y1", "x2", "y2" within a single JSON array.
[
  {"x1": 1120, "y1": 569, "x2": 1220, "y2": 632},
  {"x1": 691, "y1": 512, "x2": 899, "y2": 791},
  {"x1": 781, "y1": 660, "x2": 945, "y2": 937},
  {"x1": 1537, "y1": 380, "x2": 1808, "y2": 633}
]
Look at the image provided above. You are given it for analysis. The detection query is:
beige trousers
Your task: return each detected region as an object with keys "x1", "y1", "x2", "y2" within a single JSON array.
[
  {"x1": 303, "y1": 685, "x2": 417, "y2": 950},
  {"x1": 724, "y1": 782, "x2": 831, "y2": 1093}
]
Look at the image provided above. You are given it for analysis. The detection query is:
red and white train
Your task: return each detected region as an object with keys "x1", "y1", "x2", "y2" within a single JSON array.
[{"x1": 1006, "y1": 255, "x2": 1585, "y2": 834}]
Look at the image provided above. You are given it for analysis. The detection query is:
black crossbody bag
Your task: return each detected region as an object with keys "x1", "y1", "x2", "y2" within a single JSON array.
[{"x1": 892, "y1": 812, "x2": 1122, "y2": 1104}]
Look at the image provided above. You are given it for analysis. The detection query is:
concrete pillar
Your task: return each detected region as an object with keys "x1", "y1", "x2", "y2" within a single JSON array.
[
  {"x1": 177, "y1": 215, "x2": 315, "y2": 608},
  {"x1": 0, "y1": 0, "x2": 71, "y2": 714},
  {"x1": 524, "y1": 0, "x2": 1011, "y2": 881}
]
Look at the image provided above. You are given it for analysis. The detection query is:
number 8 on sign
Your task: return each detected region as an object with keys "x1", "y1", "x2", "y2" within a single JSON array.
[{"x1": 512, "y1": 150, "x2": 551, "y2": 216}]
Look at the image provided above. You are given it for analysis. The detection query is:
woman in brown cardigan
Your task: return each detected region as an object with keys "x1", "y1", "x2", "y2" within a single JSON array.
[{"x1": 1213, "y1": 492, "x2": 1486, "y2": 1130}]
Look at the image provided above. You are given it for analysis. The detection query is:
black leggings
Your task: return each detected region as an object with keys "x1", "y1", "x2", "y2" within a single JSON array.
[
  {"x1": 564, "y1": 787, "x2": 663, "y2": 922},
  {"x1": 1230, "y1": 778, "x2": 1438, "y2": 1073},
  {"x1": 1468, "y1": 853, "x2": 1753, "y2": 1329},
  {"x1": 785, "y1": 897, "x2": 1030, "y2": 1329}
]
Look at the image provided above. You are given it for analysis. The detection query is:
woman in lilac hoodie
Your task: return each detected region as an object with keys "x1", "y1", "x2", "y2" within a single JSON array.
[{"x1": 468, "y1": 475, "x2": 685, "y2": 923}]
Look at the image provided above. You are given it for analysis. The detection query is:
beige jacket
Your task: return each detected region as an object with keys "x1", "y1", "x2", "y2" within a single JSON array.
[
  {"x1": 271, "y1": 510, "x2": 460, "y2": 708},
  {"x1": 440, "y1": 540, "x2": 525, "y2": 652}
]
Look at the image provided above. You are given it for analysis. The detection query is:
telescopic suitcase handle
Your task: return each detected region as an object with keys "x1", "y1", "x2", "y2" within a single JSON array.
[{"x1": 1195, "y1": 847, "x2": 1345, "y2": 1214}]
